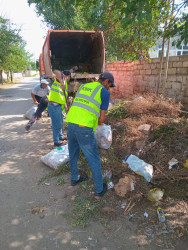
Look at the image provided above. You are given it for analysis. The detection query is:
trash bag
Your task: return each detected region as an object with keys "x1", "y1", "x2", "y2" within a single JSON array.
[
  {"x1": 41, "y1": 144, "x2": 69, "y2": 170},
  {"x1": 123, "y1": 154, "x2": 153, "y2": 182},
  {"x1": 24, "y1": 105, "x2": 38, "y2": 120},
  {"x1": 95, "y1": 124, "x2": 112, "y2": 149}
]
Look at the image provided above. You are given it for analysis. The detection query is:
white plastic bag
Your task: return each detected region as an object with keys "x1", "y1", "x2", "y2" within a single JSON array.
[
  {"x1": 24, "y1": 105, "x2": 38, "y2": 120},
  {"x1": 123, "y1": 154, "x2": 153, "y2": 182},
  {"x1": 95, "y1": 124, "x2": 112, "y2": 149},
  {"x1": 41, "y1": 144, "x2": 69, "y2": 170}
]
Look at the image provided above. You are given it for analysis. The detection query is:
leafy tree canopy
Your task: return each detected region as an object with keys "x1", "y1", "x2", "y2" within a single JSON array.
[{"x1": 28, "y1": 0, "x2": 188, "y2": 60}]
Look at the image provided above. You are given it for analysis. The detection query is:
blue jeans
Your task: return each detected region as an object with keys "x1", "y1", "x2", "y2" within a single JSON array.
[
  {"x1": 67, "y1": 123, "x2": 103, "y2": 193},
  {"x1": 48, "y1": 103, "x2": 64, "y2": 144}
]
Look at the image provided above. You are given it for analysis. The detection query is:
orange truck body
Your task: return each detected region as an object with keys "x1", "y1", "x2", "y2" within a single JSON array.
[{"x1": 39, "y1": 30, "x2": 105, "y2": 83}]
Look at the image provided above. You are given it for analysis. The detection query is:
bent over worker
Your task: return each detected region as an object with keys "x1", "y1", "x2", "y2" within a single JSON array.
[
  {"x1": 48, "y1": 70, "x2": 71, "y2": 147},
  {"x1": 66, "y1": 72, "x2": 115, "y2": 197}
]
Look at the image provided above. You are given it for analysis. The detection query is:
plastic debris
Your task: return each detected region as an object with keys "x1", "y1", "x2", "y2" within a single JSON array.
[
  {"x1": 41, "y1": 144, "x2": 69, "y2": 169},
  {"x1": 102, "y1": 170, "x2": 112, "y2": 180},
  {"x1": 95, "y1": 124, "x2": 112, "y2": 149},
  {"x1": 147, "y1": 188, "x2": 164, "y2": 202},
  {"x1": 107, "y1": 181, "x2": 114, "y2": 190},
  {"x1": 123, "y1": 154, "x2": 153, "y2": 182},
  {"x1": 168, "y1": 158, "x2": 178, "y2": 169},
  {"x1": 144, "y1": 212, "x2": 149, "y2": 218},
  {"x1": 184, "y1": 159, "x2": 188, "y2": 168},
  {"x1": 121, "y1": 203, "x2": 126, "y2": 209},
  {"x1": 157, "y1": 206, "x2": 165, "y2": 222}
]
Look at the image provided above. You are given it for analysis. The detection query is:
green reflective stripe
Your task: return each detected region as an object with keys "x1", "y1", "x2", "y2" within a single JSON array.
[
  {"x1": 72, "y1": 102, "x2": 100, "y2": 117},
  {"x1": 50, "y1": 87, "x2": 65, "y2": 96},
  {"x1": 75, "y1": 94, "x2": 100, "y2": 108}
]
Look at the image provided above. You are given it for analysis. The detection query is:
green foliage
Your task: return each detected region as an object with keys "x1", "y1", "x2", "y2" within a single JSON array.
[
  {"x1": 72, "y1": 196, "x2": 103, "y2": 227},
  {"x1": 56, "y1": 177, "x2": 65, "y2": 186},
  {"x1": 0, "y1": 16, "x2": 32, "y2": 82},
  {"x1": 38, "y1": 163, "x2": 70, "y2": 185},
  {"x1": 107, "y1": 101, "x2": 128, "y2": 119}
]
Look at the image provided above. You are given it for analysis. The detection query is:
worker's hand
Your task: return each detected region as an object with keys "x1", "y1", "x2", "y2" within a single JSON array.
[
  {"x1": 34, "y1": 101, "x2": 39, "y2": 105},
  {"x1": 61, "y1": 84, "x2": 66, "y2": 91}
]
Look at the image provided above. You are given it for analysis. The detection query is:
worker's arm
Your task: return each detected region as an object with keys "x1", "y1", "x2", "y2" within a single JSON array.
[
  {"x1": 53, "y1": 70, "x2": 65, "y2": 91},
  {"x1": 31, "y1": 92, "x2": 39, "y2": 105},
  {"x1": 98, "y1": 110, "x2": 107, "y2": 125}
]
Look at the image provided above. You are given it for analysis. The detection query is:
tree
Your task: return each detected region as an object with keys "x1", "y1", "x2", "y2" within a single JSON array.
[{"x1": 0, "y1": 16, "x2": 32, "y2": 83}]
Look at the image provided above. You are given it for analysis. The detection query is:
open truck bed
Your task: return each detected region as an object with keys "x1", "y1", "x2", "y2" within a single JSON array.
[{"x1": 40, "y1": 30, "x2": 105, "y2": 93}]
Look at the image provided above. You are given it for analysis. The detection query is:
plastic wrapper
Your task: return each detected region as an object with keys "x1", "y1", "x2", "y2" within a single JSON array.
[
  {"x1": 41, "y1": 144, "x2": 69, "y2": 170},
  {"x1": 24, "y1": 105, "x2": 38, "y2": 120},
  {"x1": 123, "y1": 154, "x2": 153, "y2": 182},
  {"x1": 95, "y1": 124, "x2": 112, "y2": 149}
]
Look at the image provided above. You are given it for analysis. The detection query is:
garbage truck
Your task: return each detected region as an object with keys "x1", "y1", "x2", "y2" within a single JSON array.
[{"x1": 39, "y1": 30, "x2": 105, "y2": 94}]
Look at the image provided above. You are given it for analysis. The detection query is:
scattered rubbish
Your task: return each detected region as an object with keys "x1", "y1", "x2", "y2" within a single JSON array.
[
  {"x1": 144, "y1": 212, "x2": 149, "y2": 218},
  {"x1": 184, "y1": 159, "x2": 188, "y2": 168},
  {"x1": 107, "y1": 181, "x2": 114, "y2": 190},
  {"x1": 114, "y1": 175, "x2": 135, "y2": 197},
  {"x1": 102, "y1": 170, "x2": 112, "y2": 180},
  {"x1": 32, "y1": 206, "x2": 47, "y2": 214},
  {"x1": 123, "y1": 154, "x2": 153, "y2": 182},
  {"x1": 168, "y1": 158, "x2": 178, "y2": 169},
  {"x1": 121, "y1": 203, "x2": 126, "y2": 209},
  {"x1": 147, "y1": 188, "x2": 164, "y2": 202},
  {"x1": 44, "y1": 182, "x2": 50, "y2": 186},
  {"x1": 88, "y1": 237, "x2": 92, "y2": 241},
  {"x1": 41, "y1": 144, "x2": 69, "y2": 169},
  {"x1": 24, "y1": 105, "x2": 38, "y2": 120},
  {"x1": 95, "y1": 124, "x2": 112, "y2": 149},
  {"x1": 157, "y1": 206, "x2": 166, "y2": 222},
  {"x1": 124, "y1": 200, "x2": 136, "y2": 215}
]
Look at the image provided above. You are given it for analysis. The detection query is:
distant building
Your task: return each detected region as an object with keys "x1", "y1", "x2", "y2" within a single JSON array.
[{"x1": 149, "y1": 37, "x2": 188, "y2": 58}]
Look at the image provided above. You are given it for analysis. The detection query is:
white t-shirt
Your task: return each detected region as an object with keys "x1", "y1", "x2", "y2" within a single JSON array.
[{"x1": 32, "y1": 83, "x2": 50, "y2": 97}]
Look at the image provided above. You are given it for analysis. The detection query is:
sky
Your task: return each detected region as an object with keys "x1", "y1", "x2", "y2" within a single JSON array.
[{"x1": 0, "y1": 0, "x2": 49, "y2": 61}]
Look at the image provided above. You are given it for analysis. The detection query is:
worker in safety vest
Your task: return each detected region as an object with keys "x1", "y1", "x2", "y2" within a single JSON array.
[
  {"x1": 66, "y1": 72, "x2": 115, "y2": 197},
  {"x1": 48, "y1": 70, "x2": 71, "y2": 146}
]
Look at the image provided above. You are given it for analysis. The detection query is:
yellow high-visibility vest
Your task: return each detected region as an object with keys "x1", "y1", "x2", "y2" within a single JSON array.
[
  {"x1": 66, "y1": 82, "x2": 103, "y2": 131},
  {"x1": 48, "y1": 79, "x2": 68, "y2": 107}
]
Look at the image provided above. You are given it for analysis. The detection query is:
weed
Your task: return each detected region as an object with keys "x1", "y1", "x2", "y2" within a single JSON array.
[
  {"x1": 38, "y1": 163, "x2": 70, "y2": 185},
  {"x1": 107, "y1": 101, "x2": 128, "y2": 119},
  {"x1": 56, "y1": 177, "x2": 65, "y2": 186},
  {"x1": 72, "y1": 196, "x2": 103, "y2": 227}
]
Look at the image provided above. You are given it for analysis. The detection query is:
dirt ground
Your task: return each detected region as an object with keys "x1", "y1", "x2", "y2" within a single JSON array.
[{"x1": 0, "y1": 77, "x2": 187, "y2": 250}]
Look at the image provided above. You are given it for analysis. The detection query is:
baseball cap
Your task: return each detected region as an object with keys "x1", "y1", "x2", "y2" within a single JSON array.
[
  {"x1": 63, "y1": 70, "x2": 71, "y2": 76},
  {"x1": 100, "y1": 72, "x2": 115, "y2": 87},
  {"x1": 41, "y1": 79, "x2": 49, "y2": 85}
]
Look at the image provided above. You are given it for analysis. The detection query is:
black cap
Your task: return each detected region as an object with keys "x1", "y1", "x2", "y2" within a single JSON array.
[
  {"x1": 63, "y1": 70, "x2": 71, "y2": 76},
  {"x1": 99, "y1": 72, "x2": 115, "y2": 87}
]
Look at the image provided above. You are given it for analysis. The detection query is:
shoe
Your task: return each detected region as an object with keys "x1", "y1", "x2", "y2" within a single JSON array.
[
  {"x1": 54, "y1": 142, "x2": 64, "y2": 147},
  {"x1": 95, "y1": 183, "x2": 107, "y2": 197},
  {"x1": 71, "y1": 176, "x2": 88, "y2": 186},
  {"x1": 25, "y1": 124, "x2": 31, "y2": 132},
  {"x1": 59, "y1": 137, "x2": 67, "y2": 141}
]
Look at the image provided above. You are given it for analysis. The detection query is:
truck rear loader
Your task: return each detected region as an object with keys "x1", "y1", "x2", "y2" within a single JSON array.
[{"x1": 39, "y1": 30, "x2": 105, "y2": 94}]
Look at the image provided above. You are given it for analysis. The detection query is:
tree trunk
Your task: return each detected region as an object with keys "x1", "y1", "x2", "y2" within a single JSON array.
[
  {"x1": 10, "y1": 72, "x2": 13, "y2": 82},
  {"x1": 0, "y1": 70, "x2": 3, "y2": 84}
]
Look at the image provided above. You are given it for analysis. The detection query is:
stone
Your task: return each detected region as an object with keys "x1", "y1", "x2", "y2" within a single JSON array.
[{"x1": 138, "y1": 124, "x2": 151, "y2": 134}]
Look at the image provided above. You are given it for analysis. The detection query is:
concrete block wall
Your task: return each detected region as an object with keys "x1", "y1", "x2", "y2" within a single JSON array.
[{"x1": 105, "y1": 55, "x2": 188, "y2": 110}]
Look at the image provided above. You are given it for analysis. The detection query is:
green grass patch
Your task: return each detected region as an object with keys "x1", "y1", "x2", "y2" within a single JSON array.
[
  {"x1": 38, "y1": 163, "x2": 70, "y2": 185},
  {"x1": 72, "y1": 196, "x2": 103, "y2": 227},
  {"x1": 56, "y1": 177, "x2": 65, "y2": 186}
]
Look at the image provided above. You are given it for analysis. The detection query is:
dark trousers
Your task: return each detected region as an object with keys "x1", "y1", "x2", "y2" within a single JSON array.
[{"x1": 27, "y1": 96, "x2": 48, "y2": 128}]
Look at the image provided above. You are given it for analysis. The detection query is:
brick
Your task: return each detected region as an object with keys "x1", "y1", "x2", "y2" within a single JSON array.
[
  {"x1": 173, "y1": 62, "x2": 183, "y2": 67},
  {"x1": 169, "y1": 56, "x2": 180, "y2": 62},
  {"x1": 183, "y1": 61, "x2": 188, "y2": 67},
  {"x1": 179, "y1": 55, "x2": 188, "y2": 62},
  {"x1": 177, "y1": 68, "x2": 188, "y2": 74},
  {"x1": 168, "y1": 68, "x2": 177, "y2": 74},
  {"x1": 152, "y1": 69, "x2": 159, "y2": 75},
  {"x1": 140, "y1": 69, "x2": 145, "y2": 74},
  {"x1": 151, "y1": 58, "x2": 160, "y2": 63},
  {"x1": 171, "y1": 82, "x2": 182, "y2": 90}
]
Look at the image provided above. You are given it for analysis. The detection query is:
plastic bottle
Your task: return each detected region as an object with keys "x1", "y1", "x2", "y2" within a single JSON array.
[{"x1": 157, "y1": 206, "x2": 165, "y2": 222}]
